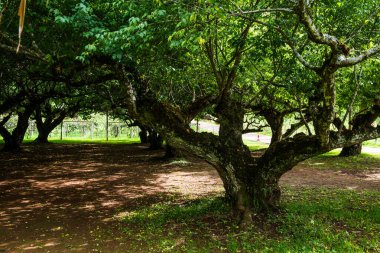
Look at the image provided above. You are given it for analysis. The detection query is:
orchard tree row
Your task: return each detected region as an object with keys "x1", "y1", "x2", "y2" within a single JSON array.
[{"x1": 1, "y1": 0, "x2": 379, "y2": 223}]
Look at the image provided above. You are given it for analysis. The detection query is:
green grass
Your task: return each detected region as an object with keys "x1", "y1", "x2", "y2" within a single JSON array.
[
  {"x1": 119, "y1": 188, "x2": 380, "y2": 252},
  {"x1": 364, "y1": 140, "x2": 380, "y2": 148},
  {"x1": 304, "y1": 150, "x2": 380, "y2": 170},
  {"x1": 244, "y1": 140, "x2": 270, "y2": 151},
  {"x1": 48, "y1": 138, "x2": 141, "y2": 145},
  {"x1": 0, "y1": 137, "x2": 141, "y2": 145}
]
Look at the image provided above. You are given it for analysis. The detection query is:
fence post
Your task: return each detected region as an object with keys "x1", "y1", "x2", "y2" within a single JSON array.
[
  {"x1": 60, "y1": 122, "x2": 63, "y2": 140},
  {"x1": 106, "y1": 112, "x2": 109, "y2": 142},
  {"x1": 30, "y1": 121, "x2": 34, "y2": 138},
  {"x1": 91, "y1": 122, "x2": 93, "y2": 139}
]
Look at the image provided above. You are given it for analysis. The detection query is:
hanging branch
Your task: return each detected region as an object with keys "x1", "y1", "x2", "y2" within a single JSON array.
[{"x1": 17, "y1": 0, "x2": 27, "y2": 53}]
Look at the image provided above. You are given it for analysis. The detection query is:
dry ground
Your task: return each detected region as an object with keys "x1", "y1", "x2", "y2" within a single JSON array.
[{"x1": 0, "y1": 144, "x2": 379, "y2": 252}]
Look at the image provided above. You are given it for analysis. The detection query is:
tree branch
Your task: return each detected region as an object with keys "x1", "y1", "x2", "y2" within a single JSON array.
[
  {"x1": 249, "y1": 19, "x2": 320, "y2": 71},
  {"x1": 336, "y1": 45, "x2": 380, "y2": 67},
  {"x1": 0, "y1": 31, "x2": 46, "y2": 61},
  {"x1": 225, "y1": 22, "x2": 253, "y2": 89},
  {"x1": 0, "y1": 42, "x2": 45, "y2": 62},
  {"x1": 294, "y1": 0, "x2": 340, "y2": 49},
  {"x1": 183, "y1": 95, "x2": 218, "y2": 122},
  {"x1": 232, "y1": 8, "x2": 293, "y2": 16},
  {"x1": 282, "y1": 120, "x2": 306, "y2": 139},
  {"x1": 331, "y1": 125, "x2": 380, "y2": 149}
]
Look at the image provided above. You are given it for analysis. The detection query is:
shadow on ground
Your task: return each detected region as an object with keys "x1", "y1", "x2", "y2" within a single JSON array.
[
  {"x1": 0, "y1": 143, "x2": 221, "y2": 252},
  {"x1": 0, "y1": 143, "x2": 379, "y2": 252}
]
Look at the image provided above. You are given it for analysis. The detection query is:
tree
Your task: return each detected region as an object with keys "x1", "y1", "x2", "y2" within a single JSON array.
[
  {"x1": 0, "y1": 96, "x2": 39, "y2": 152},
  {"x1": 1, "y1": 0, "x2": 379, "y2": 223},
  {"x1": 62, "y1": 0, "x2": 379, "y2": 223},
  {"x1": 33, "y1": 97, "x2": 80, "y2": 143}
]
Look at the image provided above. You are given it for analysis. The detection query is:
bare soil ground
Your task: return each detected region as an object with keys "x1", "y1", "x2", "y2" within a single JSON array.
[{"x1": 0, "y1": 144, "x2": 379, "y2": 252}]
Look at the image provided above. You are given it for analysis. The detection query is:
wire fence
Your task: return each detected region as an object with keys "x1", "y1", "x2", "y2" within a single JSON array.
[
  {"x1": 0, "y1": 114, "x2": 140, "y2": 141},
  {"x1": 25, "y1": 121, "x2": 140, "y2": 141},
  {"x1": 1, "y1": 115, "x2": 378, "y2": 145}
]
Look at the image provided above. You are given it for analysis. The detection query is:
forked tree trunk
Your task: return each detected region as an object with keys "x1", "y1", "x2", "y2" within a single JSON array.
[
  {"x1": 34, "y1": 122, "x2": 64, "y2": 144},
  {"x1": 215, "y1": 100, "x2": 283, "y2": 222},
  {"x1": 339, "y1": 143, "x2": 362, "y2": 157},
  {"x1": 169, "y1": 131, "x2": 284, "y2": 222},
  {"x1": 34, "y1": 107, "x2": 67, "y2": 144},
  {"x1": 1, "y1": 112, "x2": 31, "y2": 152}
]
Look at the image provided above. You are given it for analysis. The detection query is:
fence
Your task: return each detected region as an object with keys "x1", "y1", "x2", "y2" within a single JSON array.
[{"x1": 22, "y1": 119, "x2": 140, "y2": 141}]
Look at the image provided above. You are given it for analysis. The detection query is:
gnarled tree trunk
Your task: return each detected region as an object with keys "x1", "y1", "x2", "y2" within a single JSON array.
[
  {"x1": 185, "y1": 100, "x2": 287, "y2": 221},
  {"x1": 213, "y1": 154, "x2": 282, "y2": 223},
  {"x1": 34, "y1": 111, "x2": 66, "y2": 144},
  {"x1": 1, "y1": 109, "x2": 33, "y2": 152}
]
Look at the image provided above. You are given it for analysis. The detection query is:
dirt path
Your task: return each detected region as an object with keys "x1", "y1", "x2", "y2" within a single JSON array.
[{"x1": 0, "y1": 144, "x2": 379, "y2": 252}]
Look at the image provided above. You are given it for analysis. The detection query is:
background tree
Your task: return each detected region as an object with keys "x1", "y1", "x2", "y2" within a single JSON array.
[{"x1": 33, "y1": 95, "x2": 81, "y2": 144}]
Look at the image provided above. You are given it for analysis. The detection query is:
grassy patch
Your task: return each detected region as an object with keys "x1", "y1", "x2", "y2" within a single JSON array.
[
  {"x1": 48, "y1": 138, "x2": 140, "y2": 145},
  {"x1": 121, "y1": 197, "x2": 231, "y2": 252},
  {"x1": 364, "y1": 139, "x2": 380, "y2": 148},
  {"x1": 0, "y1": 138, "x2": 141, "y2": 145},
  {"x1": 119, "y1": 188, "x2": 380, "y2": 252},
  {"x1": 304, "y1": 150, "x2": 380, "y2": 170},
  {"x1": 244, "y1": 140, "x2": 269, "y2": 151}
]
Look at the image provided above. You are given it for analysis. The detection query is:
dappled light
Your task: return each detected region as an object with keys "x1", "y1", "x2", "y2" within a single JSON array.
[
  {"x1": 1, "y1": 0, "x2": 380, "y2": 250},
  {"x1": 0, "y1": 143, "x2": 379, "y2": 251},
  {"x1": 0, "y1": 143, "x2": 223, "y2": 252}
]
